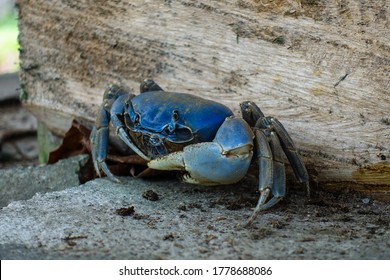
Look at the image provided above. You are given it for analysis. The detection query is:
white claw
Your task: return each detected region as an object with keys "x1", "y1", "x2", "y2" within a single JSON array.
[
  {"x1": 147, "y1": 151, "x2": 185, "y2": 170},
  {"x1": 117, "y1": 127, "x2": 150, "y2": 161}
]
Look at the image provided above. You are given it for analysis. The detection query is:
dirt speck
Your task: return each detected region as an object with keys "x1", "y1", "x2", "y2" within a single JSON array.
[
  {"x1": 142, "y1": 190, "x2": 160, "y2": 201},
  {"x1": 163, "y1": 232, "x2": 176, "y2": 241},
  {"x1": 116, "y1": 206, "x2": 135, "y2": 216},
  {"x1": 62, "y1": 234, "x2": 87, "y2": 246},
  {"x1": 177, "y1": 203, "x2": 187, "y2": 211}
]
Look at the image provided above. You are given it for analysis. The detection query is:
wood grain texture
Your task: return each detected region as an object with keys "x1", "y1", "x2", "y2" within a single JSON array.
[{"x1": 16, "y1": 0, "x2": 390, "y2": 195}]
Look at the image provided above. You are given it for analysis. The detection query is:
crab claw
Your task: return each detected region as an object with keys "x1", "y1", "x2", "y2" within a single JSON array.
[{"x1": 147, "y1": 117, "x2": 254, "y2": 186}]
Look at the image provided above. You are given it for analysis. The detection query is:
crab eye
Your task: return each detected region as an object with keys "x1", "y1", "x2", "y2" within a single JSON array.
[
  {"x1": 174, "y1": 127, "x2": 193, "y2": 142},
  {"x1": 125, "y1": 112, "x2": 140, "y2": 129},
  {"x1": 172, "y1": 110, "x2": 179, "y2": 121},
  {"x1": 161, "y1": 126, "x2": 171, "y2": 136}
]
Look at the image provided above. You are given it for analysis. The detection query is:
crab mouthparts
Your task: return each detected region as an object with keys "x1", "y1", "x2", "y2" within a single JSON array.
[{"x1": 142, "y1": 134, "x2": 168, "y2": 158}]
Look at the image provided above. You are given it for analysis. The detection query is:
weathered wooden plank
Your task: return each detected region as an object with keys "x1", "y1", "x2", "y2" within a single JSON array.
[{"x1": 16, "y1": 0, "x2": 390, "y2": 196}]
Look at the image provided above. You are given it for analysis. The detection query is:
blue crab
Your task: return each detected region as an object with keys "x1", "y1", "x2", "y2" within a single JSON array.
[{"x1": 90, "y1": 79, "x2": 310, "y2": 225}]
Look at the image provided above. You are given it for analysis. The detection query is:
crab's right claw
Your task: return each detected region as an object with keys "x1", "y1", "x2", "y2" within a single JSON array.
[{"x1": 148, "y1": 117, "x2": 254, "y2": 186}]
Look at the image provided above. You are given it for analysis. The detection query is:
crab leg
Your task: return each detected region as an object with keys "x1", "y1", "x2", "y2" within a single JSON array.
[
  {"x1": 140, "y1": 79, "x2": 164, "y2": 93},
  {"x1": 90, "y1": 126, "x2": 101, "y2": 177},
  {"x1": 240, "y1": 101, "x2": 265, "y2": 127},
  {"x1": 253, "y1": 129, "x2": 273, "y2": 197},
  {"x1": 256, "y1": 117, "x2": 310, "y2": 197},
  {"x1": 270, "y1": 118, "x2": 310, "y2": 196},
  {"x1": 241, "y1": 101, "x2": 310, "y2": 194},
  {"x1": 246, "y1": 128, "x2": 286, "y2": 226},
  {"x1": 90, "y1": 102, "x2": 121, "y2": 182}
]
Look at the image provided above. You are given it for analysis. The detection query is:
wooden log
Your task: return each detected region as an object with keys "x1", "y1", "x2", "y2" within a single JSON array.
[{"x1": 16, "y1": 0, "x2": 390, "y2": 198}]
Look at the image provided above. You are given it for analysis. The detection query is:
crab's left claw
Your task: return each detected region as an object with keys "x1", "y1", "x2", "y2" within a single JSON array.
[{"x1": 148, "y1": 117, "x2": 254, "y2": 186}]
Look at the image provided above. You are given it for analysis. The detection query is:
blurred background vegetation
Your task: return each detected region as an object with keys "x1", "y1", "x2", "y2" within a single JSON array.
[{"x1": 0, "y1": 0, "x2": 19, "y2": 74}]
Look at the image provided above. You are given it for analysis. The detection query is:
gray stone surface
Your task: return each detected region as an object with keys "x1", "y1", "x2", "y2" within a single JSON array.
[
  {"x1": 0, "y1": 156, "x2": 389, "y2": 259},
  {"x1": 0, "y1": 157, "x2": 390, "y2": 259},
  {"x1": 0, "y1": 155, "x2": 87, "y2": 207}
]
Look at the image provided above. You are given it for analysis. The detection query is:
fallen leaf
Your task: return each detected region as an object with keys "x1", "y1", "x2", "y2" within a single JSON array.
[{"x1": 47, "y1": 119, "x2": 166, "y2": 181}]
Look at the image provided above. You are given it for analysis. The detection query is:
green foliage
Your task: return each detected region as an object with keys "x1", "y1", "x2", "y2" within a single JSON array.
[{"x1": 0, "y1": 10, "x2": 19, "y2": 73}]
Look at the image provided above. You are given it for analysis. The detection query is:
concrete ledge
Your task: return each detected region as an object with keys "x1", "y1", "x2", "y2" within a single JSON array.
[
  {"x1": 0, "y1": 155, "x2": 87, "y2": 207},
  {"x1": 0, "y1": 156, "x2": 389, "y2": 259}
]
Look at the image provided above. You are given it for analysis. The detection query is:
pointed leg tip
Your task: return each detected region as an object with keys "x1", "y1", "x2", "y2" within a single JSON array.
[
  {"x1": 92, "y1": 162, "x2": 102, "y2": 178},
  {"x1": 99, "y1": 161, "x2": 124, "y2": 184},
  {"x1": 244, "y1": 217, "x2": 256, "y2": 228},
  {"x1": 304, "y1": 181, "x2": 311, "y2": 198},
  {"x1": 105, "y1": 172, "x2": 123, "y2": 184},
  {"x1": 244, "y1": 207, "x2": 263, "y2": 227},
  {"x1": 112, "y1": 176, "x2": 123, "y2": 184},
  {"x1": 104, "y1": 172, "x2": 123, "y2": 183},
  {"x1": 101, "y1": 173, "x2": 123, "y2": 184}
]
